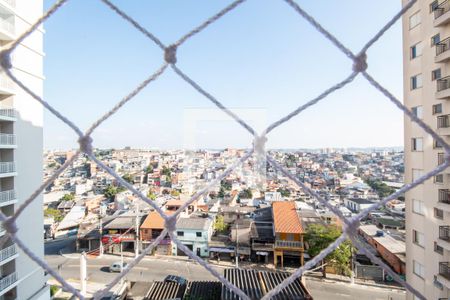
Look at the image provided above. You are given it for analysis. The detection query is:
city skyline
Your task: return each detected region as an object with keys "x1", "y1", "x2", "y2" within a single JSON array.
[{"x1": 43, "y1": 0, "x2": 405, "y2": 150}]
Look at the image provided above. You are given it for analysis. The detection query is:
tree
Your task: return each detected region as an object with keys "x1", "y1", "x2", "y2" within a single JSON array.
[
  {"x1": 147, "y1": 191, "x2": 157, "y2": 200},
  {"x1": 103, "y1": 184, "x2": 125, "y2": 200},
  {"x1": 365, "y1": 179, "x2": 395, "y2": 199},
  {"x1": 44, "y1": 208, "x2": 63, "y2": 222},
  {"x1": 171, "y1": 190, "x2": 180, "y2": 197},
  {"x1": 239, "y1": 188, "x2": 253, "y2": 199},
  {"x1": 305, "y1": 224, "x2": 353, "y2": 276},
  {"x1": 218, "y1": 187, "x2": 225, "y2": 199},
  {"x1": 277, "y1": 187, "x2": 291, "y2": 197},
  {"x1": 220, "y1": 179, "x2": 232, "y2": 191},
  {"x1": 60, "y1": 193, "x2": 75, "y2": 202},
  {"x1": 122, "y1": 173, "x2": 133, "y2": 184},
  {"x1": 161, "y1": 166, "x2": 171, "y2": 177},
  {"x1": 145, "y1": 164, "x2": 153, "y2": 174},
  {"x1": 214, "y1": 215, "x2": 228, "y2": 233}
]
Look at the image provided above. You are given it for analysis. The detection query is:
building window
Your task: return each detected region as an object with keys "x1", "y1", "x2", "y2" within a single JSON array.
[
  {"x1": 430, "y1": 0, "x2": 439, "y2": 12},
  {"x1": 432, "y1": 68, "x2": 442, "y2": 81},
  {"x1": 177, "y1": 231, "x2": 184, "y2": 237},
  {"x1": 435, "y1": 174, "x2": 444, "y2": 183},
  {"x1": 433, "y1": 275, "x2": 444, "y2": 290},
  {"x1": 413, "y1": 260, "x2": 425, "y2": 279},
  {"x1": 412, "y1": 169, "x2": 424, "y2": 181},
  {"x1": 409, "y1": 11, "x2": 421, "y2": 29},
  {"x1": 196, "y1": 232, "x2": 202, "y2": 237},
  {"x1": 412, "y1": 106, "x2": 423, "y2": 119},
  {"x1": 411, "y1": 138, "x2": 423, "y2": 151},
  {"x1": 434, "y1": 138, "x2": 443, "y2": 148},
  {"x1": 413, "y1": 230, "x2": 425, "y2": 247},
  {"x1": 434, "y1": 241, "x2": 444, "y2": 255},
  {"x1": 434, "y1": 207, "x2": 444, "y2": 219},
  {"x1": 433, "y1": 103, "x2": 443, "y2": 114},
  {"x1": 431, "y1": 33, "x2": 440, "y2": 46},
  {"x1": 412, "y1": 199, "x2": 425, "y2": 215},
  {"x1": 411, "y1": 74, "x2": 423, "y2": 90},
  {"x1": 411, "y1": 42, "x2": 423, "y2": 59}
]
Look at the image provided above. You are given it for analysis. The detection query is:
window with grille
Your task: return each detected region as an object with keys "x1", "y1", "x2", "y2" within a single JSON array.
[{"x1": 434, "y1": 207, "x2": 444, "y2": 219}]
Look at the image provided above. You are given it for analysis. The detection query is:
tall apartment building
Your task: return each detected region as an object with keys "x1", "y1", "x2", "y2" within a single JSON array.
[
  {"x1": 403, "y1": 1, "x2": 450, "y2": 299},
  {"x1": 0, "y1": 0, "x2": 49, "y2": 299}
]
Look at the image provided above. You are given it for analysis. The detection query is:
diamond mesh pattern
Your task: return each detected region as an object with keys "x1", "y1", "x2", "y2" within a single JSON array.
[{"x1": 0, "y1": 0, "x2": 440, "y2": 299}]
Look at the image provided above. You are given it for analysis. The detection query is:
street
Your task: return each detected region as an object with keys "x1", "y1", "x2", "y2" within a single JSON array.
[{"x1": 45, "y1": 237, "x2": 406, "y2": 300}]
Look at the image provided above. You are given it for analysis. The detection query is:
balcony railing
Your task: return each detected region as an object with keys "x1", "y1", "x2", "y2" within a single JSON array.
[
  {"x1": 0, "y1": 245, "x2": 16, "y2": 263},
  {"x1": 0, "y1": 134, "x2": 15, "y2": 146},
  {"x1": 439, "y1": 226, "x2": 450, "y2": 242},
  {"x1": 437, "y1": 37, "x2": 450, "y2": 56},
  {"x1": 437, "y1": 76, "x2": 450, "y2": 92},
  {"x1": 439, "y1": 262, "x2": 450, "y2": 280},
  {"x1": 0, "y1": 272, "x2": 17, "y2": 292},
  {"x1": 435, "y1": 0, "x2": 450, "y2": 19},
  {"x1": 439, "y1": 189, "x2": 450, "y2": 204},
  {"x1": 0, "y1": 17, "x2": 13, "y2": 36},
  {"x1": 0, "y1": 162, "x2": 14, "y2": 174},
  {"x1": 0, "y1": 109, "x2": 15, "y2": 119},
  {"x1": 0, "y1": 190, "x2": 15, "y2": 204},
  {"x1": 275, "y1": 240, "x2": 303, "y2": 249},
  {"x1": 0, "y1": 72, "x2": 13, "y2": 92},
  {"x1": 438, "y1": 115, "x2": 450, "y2": 128}
]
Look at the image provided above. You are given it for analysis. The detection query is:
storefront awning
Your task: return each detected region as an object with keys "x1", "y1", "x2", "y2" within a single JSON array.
[
  {"x1": 209, "y1": 247, "x2": 235, "y2": 253},
  {"x1": 256, "y1": 251, "x2": 269, "y2": 256}
]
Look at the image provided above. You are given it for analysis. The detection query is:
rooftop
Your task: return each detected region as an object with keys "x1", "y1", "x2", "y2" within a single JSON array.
[
  {"x1": 272, "y1": 201, "x2": 303, "y2": 234},
  {"x1": 141, "y1": 211, "x2": 175, "y2": 229},
  {"x1": 176, "y1": 216, "x2": 212, "y2": 231}
]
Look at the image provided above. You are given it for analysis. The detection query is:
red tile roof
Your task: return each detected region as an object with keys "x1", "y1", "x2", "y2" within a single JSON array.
[
  {"x1": 272, "y1": 201, "x2": 303, "y2": 234},
  {"x1": 141, "y1": 211, "x2": 174, "y2": 229}
]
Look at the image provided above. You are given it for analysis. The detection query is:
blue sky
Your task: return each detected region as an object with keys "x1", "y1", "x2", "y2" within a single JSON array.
[{"x1": 42, "y1": 0, "x2": 405, "y2": 150}]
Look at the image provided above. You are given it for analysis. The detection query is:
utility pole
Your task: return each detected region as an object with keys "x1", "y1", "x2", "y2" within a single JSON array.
[
  {"x1": 235, "y1": 221, "x2": 239, "y2": 268},
  {"x1": 99, "y1": 215, "x2": 103, "y2": 257},
  {"x1": 120, "y1": 242, "x2": 124, "y2": 285},
  {"x1": 135, "y1": 201, "x2": 140, "y2": 258},
  {"x1": 80, "y1": 252, "x2": 87, "y2": 297}
]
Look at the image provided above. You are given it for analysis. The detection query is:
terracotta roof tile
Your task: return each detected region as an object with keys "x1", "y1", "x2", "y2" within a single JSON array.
[
  {"x1": 141, "y1": 211, "x2": 174, "y2": 229},
  {"x1": 272, "y1": 201, "x2": 303, "y2": 234}
]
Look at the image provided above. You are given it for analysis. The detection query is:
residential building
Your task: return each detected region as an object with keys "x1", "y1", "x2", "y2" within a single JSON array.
[
  {"x1": 272, "y1": 201, "x2": 304, "y2": 268},
  {"x1": 172, "y1": 216, "x2": 213, "y2": 257},
  {"x1": 402, "y1": 1, "x2": 450, "y2": 298},
  {"x1": 140, "y1": 211, "x2": 173, "y2": 255},
  {"x1": 0, "y1": 0, "x2": 50, "y2": 299},
  {"x1": 344, "y1": 198, "x2": 373, "y2": 213}
]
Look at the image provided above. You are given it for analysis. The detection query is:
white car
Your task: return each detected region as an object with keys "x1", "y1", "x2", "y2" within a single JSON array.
[{"x1": 109, "y1": 262, "x2": 127, "y2": 273}]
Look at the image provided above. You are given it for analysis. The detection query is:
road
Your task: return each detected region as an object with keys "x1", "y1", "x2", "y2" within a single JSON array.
[{"x1": 45, "y1": 237, "x2": 405, "y2": 300}]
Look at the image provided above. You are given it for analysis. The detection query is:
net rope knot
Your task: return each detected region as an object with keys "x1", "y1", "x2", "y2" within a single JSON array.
[
  {"x1": 253, "y1": 135, "x2": 267, "y2": 156},
  {"x1": 352, "y1": 52, "x2": 367, "y2": 73},
  {"x1": 343, "y1": 219, "x2": 360, "y2": 238},
  {"x1": 0, "y1": 51, "x2": 12, "y2": 70},
  {"x1": 164, "y1": 216, "x2": 177, "y2": 232},
  {"x1": 78, "y1": 135, "x2": 93, "y2": 155},
  {"x1": 164, "y1": 45, "x2": 178, "y2": 64},
  {"x1": 3, "y1": 217, "x2": 18, "y2": 235}
]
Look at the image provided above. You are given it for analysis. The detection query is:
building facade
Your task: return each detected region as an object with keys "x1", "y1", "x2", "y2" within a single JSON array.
[{"x1": 402, "y1": 1, "x2": 450, "y2": 299}]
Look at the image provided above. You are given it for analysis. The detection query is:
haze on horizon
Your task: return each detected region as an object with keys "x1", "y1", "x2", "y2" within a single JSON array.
[{"x1": 43, "y1": 0, "x2": 406, "y2": 151}]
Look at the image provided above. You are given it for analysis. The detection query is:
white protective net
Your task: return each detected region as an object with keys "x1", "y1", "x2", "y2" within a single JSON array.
[{"x1": 0, "y1": 0, "x2": 442, "y2": 299}]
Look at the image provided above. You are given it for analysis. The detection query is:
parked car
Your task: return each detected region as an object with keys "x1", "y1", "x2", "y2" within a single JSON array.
[
  {"x1": 164, "y1": 275, "x2": 187, "y2": 286},
  {"x1": 109, "y1": 262, "x2": 127, "y2": 273}
]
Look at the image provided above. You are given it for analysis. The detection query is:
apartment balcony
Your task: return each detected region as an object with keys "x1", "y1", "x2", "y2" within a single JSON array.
[
  {"x1": 274, "y1": 239, "x2": 303, "y2": 250},
  {"x1": 0, "y1": 190, "x2": 15, "y2": 207},
  {"x1": 0, "y1": 134, "x2": 15, "y2": 149},
  {"x1": 435, "y1": 0, "x2": 450, "y2": 27},
  {"x1": 0, "y1": 0, "x2": 15, "y2": 10},
  {"x1": 0, "y1": 108, "x2": 15, "y2": 122},
  {"x1": 437, "y1": 115, "x2": 450, "y2": 136},
  {"x1": 436, "y1": 76, "x2": 450, "y2": 99},
  {"x1": 440, "y1": 226, "x2": 450, "y2": 242},
  {"x1": 0, "y1": 162, "x2": 16, "y2": 178},
  {"x1": 0, "y1": 72, "x2": 13, "y2": 96},
  {"x1": 0, "y1": 245, "x2": 17, "y2": 266},
  {"x1": 0, "y1": 14, "x2": 14, "y2": 41},
  {"x1": 438, "y1": 189, "x2": 450, "y2": 213},
  {"x1": 436, "y1": 37, "x2": 450, "y2": 63},
  {"x1": 438, "y1": 262, "x2": 450, "y2": 289}
]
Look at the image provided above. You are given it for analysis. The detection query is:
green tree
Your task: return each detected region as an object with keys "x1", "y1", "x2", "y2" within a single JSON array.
[
  {"x1": 122, "y1": 173, "x2": 133, "y2": 184},
  {"x1": 60, "y1": 193, "x2": 75, "y2": 202},
  {"x1": 277, "y1": 188, "x2": 291, "y2": 197},
  {"x1": 103, "y1": 185, "x2": 125, "y2": 200},
  {"x1": 239, "y1": 188, "x2": 253, "y2": 199},
  {"x1": 147, "y1": 190, "x2": 157, "y2": 200},
  {"x1": 145, "y1": 164, "x2": 153, "y2": 174},
  {"x1": 305, "y1": 224, "x2": 353, "y2": 276},
  {"x1": 44, "y1": 208, "x2": 63, "y2": 222},
  {"x1": 161, "y1": 166, "x2": 171, "y2": 177},
  {"x1": 170, "y1": 190, "x2": 180, "y2": 197},
  {"x1": 365, "y1": 179, "x2": 395, "y2": 199},
  {"x1": 220, "y1": 179, "x2": 232, "y2": 191},
  {"x1": 214, "y1": 215, "x2": 228, "y2": 233},
  {"x1": 218, "y1": 187, "x2": 225, "y2": 199}
]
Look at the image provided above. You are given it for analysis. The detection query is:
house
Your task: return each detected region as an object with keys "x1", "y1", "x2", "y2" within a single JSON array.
[
  {"x1": 230, "y1": 218, "x2": 252, "y2": 260},
  {"x1": 103, "y1": 211, "x2": 141, "y2": 254},
  {"x1": 358, "y1": 225, "x2": 406, "y2": 275},
  {"x1": 344, "y1": 198, "x2": 373, "y2": 213},
  {"x1": 140, "y1": 211, "x2": 174, "y2": 255},
  {"x1": 272, "y1": 201, "x2": 304, "y2": 267},
  {"x1": 172, "y1": 215, "x2": 213, "y2": 257}
]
